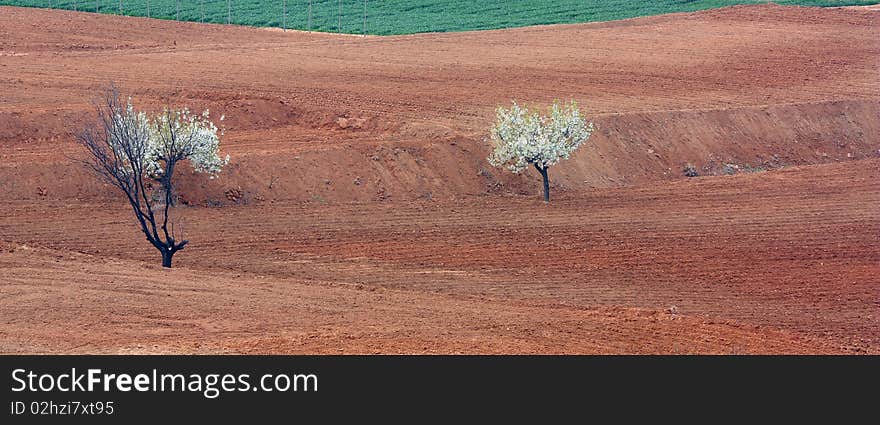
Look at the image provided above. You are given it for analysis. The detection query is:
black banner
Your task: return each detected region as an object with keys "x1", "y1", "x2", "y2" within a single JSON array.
[{"x1": 1, "y1": 356, "x2": 875, "y2": 422}]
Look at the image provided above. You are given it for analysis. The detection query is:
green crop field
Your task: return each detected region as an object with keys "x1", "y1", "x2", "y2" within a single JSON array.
[{"x1": 2, "y1": 0, "x2": 878, "y2": 35}]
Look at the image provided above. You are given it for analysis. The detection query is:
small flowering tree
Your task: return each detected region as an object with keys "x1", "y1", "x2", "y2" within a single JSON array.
[
  {"x1": 76, "y1": 86, "x2": 228, "y2": 268},
  {"x1": 487, "y1": 100, "x2": 593, "y2": 202}
]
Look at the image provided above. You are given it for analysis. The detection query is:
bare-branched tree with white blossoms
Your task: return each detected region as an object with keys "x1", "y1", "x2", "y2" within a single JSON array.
[
  {"x1": 76, "y1": 86, "x2": 229, "y2": 268},
  {"x1": 487, "y1": 100, "x2": 593, "y2": 202}
]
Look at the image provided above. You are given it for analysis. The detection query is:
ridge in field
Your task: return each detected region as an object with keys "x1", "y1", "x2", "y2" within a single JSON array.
[{"x1": 0, "y1": 4, "x2": 878, "y2": 204}]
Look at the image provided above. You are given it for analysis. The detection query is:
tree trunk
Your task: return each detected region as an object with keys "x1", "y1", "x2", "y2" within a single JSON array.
[
  {"x1": 535, "y1": 164, "x2": 550, "y2": 202},
  {"x1": 161, "y1": 249, "x2": 173, "y2": 268}
]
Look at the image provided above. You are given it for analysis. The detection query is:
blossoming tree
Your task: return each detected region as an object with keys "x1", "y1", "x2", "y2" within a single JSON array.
[
  {"x1": 76, "y1": 86, "x2": 228, "y2": 268},
  {"x1": 487, "y1": 100, "x2": 593, "y2": 202}
]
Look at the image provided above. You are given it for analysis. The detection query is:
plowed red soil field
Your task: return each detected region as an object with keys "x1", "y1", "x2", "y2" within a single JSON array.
[{"x1": 0, "y1": 5, "x2": 878, "y2": 353}]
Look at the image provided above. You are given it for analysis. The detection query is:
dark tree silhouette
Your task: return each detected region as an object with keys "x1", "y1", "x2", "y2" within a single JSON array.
[{"x1": 76, "y1": 86, "x2": 227, "y2": 267}]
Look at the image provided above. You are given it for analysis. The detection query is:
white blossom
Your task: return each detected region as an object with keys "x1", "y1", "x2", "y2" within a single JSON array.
[
  {"x1": 108, "y1": 100, "x2": 229, "y2": 179},
  {"x1": 487, "y1": 100, "x2": 593, "y2": 173},
  {"x1": 148, "y1": 107, "x2": 229, "y2": 178},
  {"x1": 106, "y1": 100, "x2": 151, "y2": 179}
]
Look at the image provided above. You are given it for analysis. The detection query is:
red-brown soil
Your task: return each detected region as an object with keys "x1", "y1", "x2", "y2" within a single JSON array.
[
  {"x1": 0, "y1": 242, "x2": 845, "y2": 355},
  {"x1": 2, "y1": 160, "x2": 877, "y2": 354},
  {"x1": 2, "y1": 4, "x2": 878, "y2": 203},
  {"x1": 0, "y1": 5, "x2": 878, "y2": 354}
]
